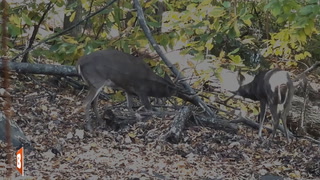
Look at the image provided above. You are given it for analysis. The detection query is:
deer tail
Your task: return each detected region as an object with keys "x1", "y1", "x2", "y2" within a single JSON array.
[
  {"x1": 76, "y1": 64, "x2": 86, "y2": 82},
  {"x1": 278, "y1": 83, "x2": 289, "y2": 113}
]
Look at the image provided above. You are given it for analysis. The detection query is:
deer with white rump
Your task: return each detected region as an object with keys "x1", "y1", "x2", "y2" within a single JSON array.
[
  {"x1": 77, "y1": 49, "x2": 195, "y2": 131},
  {"x1": 233, "y1": 68, "x2": 294, "y2": 142}
]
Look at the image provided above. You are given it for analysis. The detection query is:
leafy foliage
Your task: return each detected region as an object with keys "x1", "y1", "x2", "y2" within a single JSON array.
[{"x1": 4, "y1": 0, "x2": 319, "y2": 66}]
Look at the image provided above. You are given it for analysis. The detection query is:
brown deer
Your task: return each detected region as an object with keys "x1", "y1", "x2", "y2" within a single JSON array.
[
  {"x1": 234, "y1": 69, "x2": 294, "y2": 142},
  {"x1": 76, "y1": 49, "x2": 194, "y2": 131}
]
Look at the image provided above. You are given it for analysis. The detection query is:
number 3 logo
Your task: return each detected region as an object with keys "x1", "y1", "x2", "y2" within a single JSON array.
[{"x1": 16, "y1": 147, "x2": 24, "y2": 176}]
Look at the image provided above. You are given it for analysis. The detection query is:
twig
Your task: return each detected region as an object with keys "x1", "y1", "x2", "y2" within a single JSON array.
[
  {"x1": 294, "y1": 61, "x2": 320, "y2": 81},
  {"x1": 22, "y1": 1, "x2": 54, "y2": 62}
]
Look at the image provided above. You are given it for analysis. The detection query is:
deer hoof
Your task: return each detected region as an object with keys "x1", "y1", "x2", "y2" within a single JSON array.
[
  {"x1": 85, "y1": 122, "x2": 93, "y2": 132},
  {"x1": 96, "y1": 118, "x2": 105, "y2": 127}
]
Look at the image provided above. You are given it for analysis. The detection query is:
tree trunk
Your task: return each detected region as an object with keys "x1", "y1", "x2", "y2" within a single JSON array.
[{"x1": 63, "y1": 0, "x2": 83, "y2": 37}]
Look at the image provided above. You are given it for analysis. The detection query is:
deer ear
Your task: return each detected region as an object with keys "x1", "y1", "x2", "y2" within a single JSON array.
[{"x1": 237, "y1": 69, "x2": 245, "y2": 85}]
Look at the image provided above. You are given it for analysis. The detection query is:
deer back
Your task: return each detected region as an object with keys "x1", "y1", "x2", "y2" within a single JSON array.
[
  {"x1": 76, "y1": 49, "x2": 177, "y2": 98},
  {"x1": 236, "y1": 68, "x2": 293, "y2": 104}
]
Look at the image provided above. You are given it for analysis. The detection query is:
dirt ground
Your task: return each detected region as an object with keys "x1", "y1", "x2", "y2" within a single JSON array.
[{"x1": 1, "y1": 73, "x2": 320, "y2": 179}]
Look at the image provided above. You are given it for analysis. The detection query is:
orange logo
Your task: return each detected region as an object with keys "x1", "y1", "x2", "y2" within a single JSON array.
[{"x1": 16, "y1": 147, "x2": 24, "y2": 176}]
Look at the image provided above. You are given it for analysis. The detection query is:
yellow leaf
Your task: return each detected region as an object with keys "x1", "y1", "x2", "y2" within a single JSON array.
[
  {"x1": 205, "y1": 38, "x2": 214, "y2": 50},
  {"x1": 219, "y1": 51, "x2": 225, "y2": 58},
  {"x1": 81, "y1": 0, "x2": 90, "y2": 11},
  {"x1": 199, "y1": 0, "x2": 211, "y2": 6},
  {"x1": 289, "y1": 171, "x2": 301, "y2": 178},
  {"x1": 186, "y1": 3, "x2": 197, "y2": 11},
  {"x1": 243, "y1": 19, "x2": 252, "y2": 26},
  {"x1": 145, "y1": 1, "x2": 153, "y2": 8},
  {"x1": 195, "y1": 28, "x2": 205, "y2": 35},
  {"x1": 9, "y1": 14, "x2": 21, "y2": 25},
  {"x1": 304, "y1": 51, "x2": 312, "y2": 57},
  {"x1": 63, "y1": 35, "x2": 78, "y2": 44},
  {"x1": 286, "y1": 61, "x2": 297, "y2": 66},
  {"x1": 275, "y1": 49, "x2": 282, "y2": 56},
  {"x1": 128, "y1": 132, "x2": 136, "y2": 138},
  {"x1": 187, "y1": 60, "x2": 195, "y2": 68},
  {"x1": 69, "y1": 12, "x2": 76, "y2": 22}
]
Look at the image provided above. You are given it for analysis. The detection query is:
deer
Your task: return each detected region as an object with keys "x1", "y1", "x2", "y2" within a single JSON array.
[
  {"x1": 76, "y1": 49, "x2": 195, "y2": 131},
  {"x1": 232, "y1": 68, "x2": 294, "y2": 142}
]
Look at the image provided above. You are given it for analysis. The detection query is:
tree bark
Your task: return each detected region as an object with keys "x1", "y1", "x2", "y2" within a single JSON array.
[
  {"x1": 63, "y1": 0, "x2": 83, "y2": 37},
  {"x1": 162, "y1": 106, "x2": 191, "y2": 143}
]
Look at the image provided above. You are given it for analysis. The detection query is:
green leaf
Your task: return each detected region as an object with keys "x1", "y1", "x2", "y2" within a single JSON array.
[
  {"x1": 299, "y1": 5, "x2": 314, "y2": 16},
  {"x1": 209, "y1": 6, "x2": 226, "y2": 17},
  {"x1": 241, "y1": 14, "x2": 252, "y2": 26},
  {"x1": 66, "y1": 46, "x2": 77, "y2": 54},
  {"x1": 228, "y1": 48, "x2": 240, "y2": 55},
  {"x1": 222, "y1": 1, "x2": 231, "y2": 8},
  {"x1": 84, "y1": 45, "x2": 94, "y2": 54},
  {"x1": 239, "y1": 7, "x2": 247, "y2": 17},
  {"x1": 271, "y1": 5, "x2": 281, "y2": 16},
  {"x1": 147, "y1": 21, "x2": 161, "y2": 28},
  {"x1": 53, "y1": 0, "x2": 65, "y2": 7},
  {"x1": 50, "y1": 44, "x2": 61, "y2": 52},
  {"x1": 22, "y1": 13, "x2": 32, "y2": 25},
  {"x1": 304, "y1": 21, "x2": 314, "y2": 36},
  {"x1": 306, "y1": 0, "x2": 318, "y2": 4},
  {"x1": 233, "y1": 22, "x2": 240, "y2": 37},
  {"x1": 160, "y1": 36, "x2": 169, "y2": 46},
  {"x1": 8, "y1": 24, "x2": 21, "y2": 36},
  {"x1": 185, "y1": 28, "x2": 194, "y2": 35}
]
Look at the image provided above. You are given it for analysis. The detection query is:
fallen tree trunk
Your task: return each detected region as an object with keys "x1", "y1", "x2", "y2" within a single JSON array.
[
  {"x1": 161, "y1": 106, "x2": 191, "y2": 143},
  {"x1": 0, "y1": 61, "x2": 78, "y2": 77}
]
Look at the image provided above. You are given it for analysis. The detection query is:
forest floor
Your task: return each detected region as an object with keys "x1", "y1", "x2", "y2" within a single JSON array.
[{"x1": 1, "y1": 73, "x2": 320, "y2": 180}]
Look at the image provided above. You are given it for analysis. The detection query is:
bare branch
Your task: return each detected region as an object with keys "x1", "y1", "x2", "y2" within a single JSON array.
[{"x1": 133, "y1": 0, "x2": 216, "y2": 118}]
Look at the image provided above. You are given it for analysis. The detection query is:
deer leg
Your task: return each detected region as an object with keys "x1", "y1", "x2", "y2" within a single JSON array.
[
  {"x1": 93, "y1": 92, "x2": 104, "y2": 126},
  {"x1": 258, "y1": 101, "x2": 267, "y2": 139},
  {"x1": 125, "y1": 92, "x2": 134, "y2": 110},
  {"x1": 84, "y1": 86, "x2": 103, "y2": 131},
  {"x1": 139, "y1": 94, "x2": 152, "y2": 110},
  {"x1": 269, "y1": 104, "x2": 280, "y2": 140},
  {"x1": 281, "y1": 108, "x2": 290, "y2": 143}
]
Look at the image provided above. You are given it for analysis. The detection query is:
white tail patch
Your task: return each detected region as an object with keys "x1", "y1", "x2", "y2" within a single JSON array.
[
  {"x1": 270, "y1": 71, "x2": 289, "y2": 114},
  {"x1": 268, "y1": 71, "x2": 288, "y2": 93}
]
